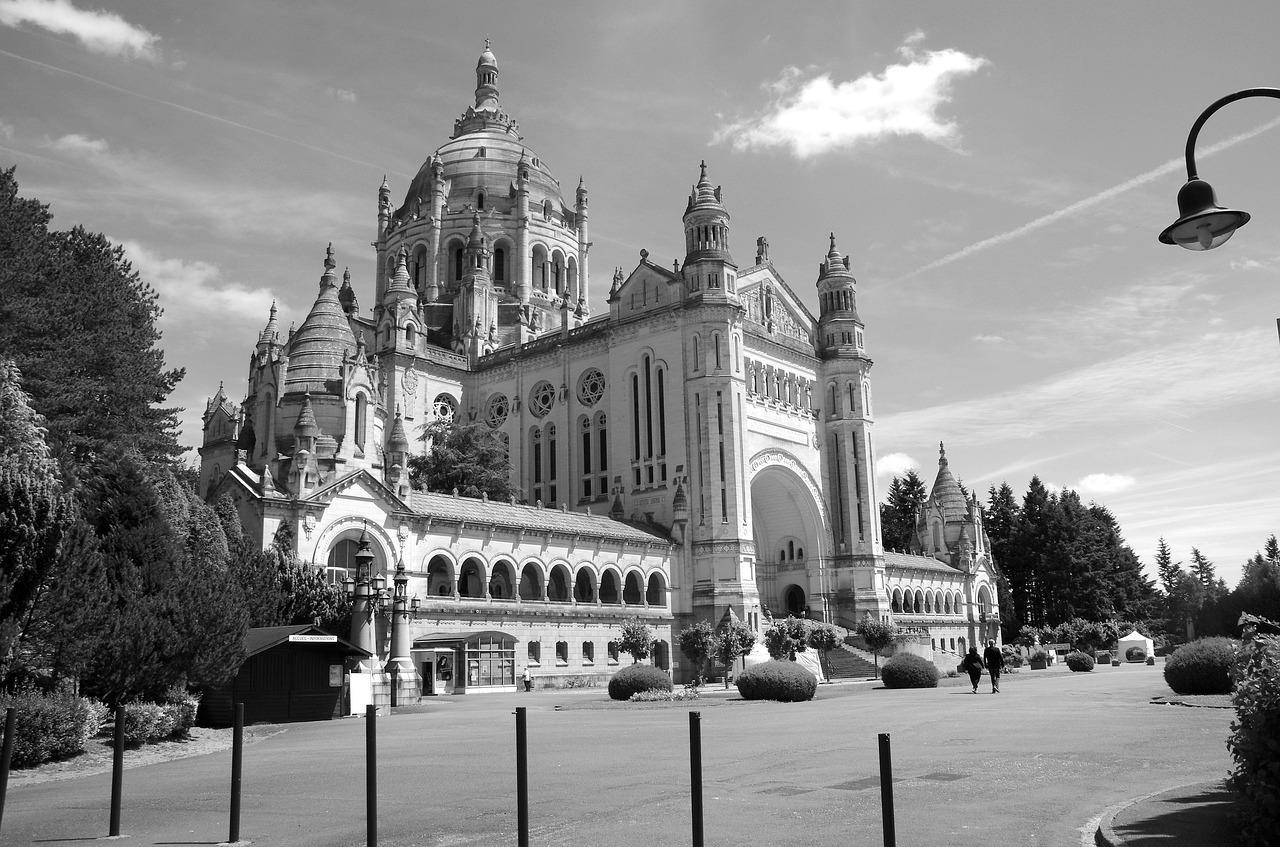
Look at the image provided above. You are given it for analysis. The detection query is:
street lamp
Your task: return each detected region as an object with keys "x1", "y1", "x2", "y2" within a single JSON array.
[
  {"x1": 344, "y1": 528, "x2": 389, "y2": 660},
  {"x1": 1159, "y1": 88, "x2": 1280, "y2": 250}
]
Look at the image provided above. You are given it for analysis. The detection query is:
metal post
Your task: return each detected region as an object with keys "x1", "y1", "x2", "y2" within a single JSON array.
[
  {"x1": 878, "y1": 732, "x2": 896, "y2": 847},
  {"x1": 110, "y1": 705, "x2": 125, "y2": 836},
  {"x1": 690, "y1": 711, "x2": 703, "y2": 847},
  {"x1": 366, "y1": 706, "x2": 377, "y2": 846},
  {"x1": 0, "y1": 707, "x2": 16, "y2": 828},
  {"x1": 229, "y1": 702, "x2": 244, "y2": 843},
  {"x1": 516, "y1": 706, "x2": 528, "y2": 847}
]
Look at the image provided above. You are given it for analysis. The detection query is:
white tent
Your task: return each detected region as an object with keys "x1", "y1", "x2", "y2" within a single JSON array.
[{"x1": 1117, "y1": 630, "x2": 1154, "y2": 662}]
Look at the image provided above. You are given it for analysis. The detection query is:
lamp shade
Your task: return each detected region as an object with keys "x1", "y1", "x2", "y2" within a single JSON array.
[{"x1": 1159, "y1": 178, "x2": 1250, "y2": 250}]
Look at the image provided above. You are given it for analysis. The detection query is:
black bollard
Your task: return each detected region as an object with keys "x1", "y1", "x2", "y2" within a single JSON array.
[
  {"x1": 366, "y1": 706, "x2": 377, "y2": 846},
  {"x1": 690, "y1": 711, "x2": 703, "y2": 847},
  {"x1": 878, "y1": 732, "x2": 896, "y2": 847},
  {"x1": 110, "y1": 705, "x2": 125, "y2": 836},
  {"x1": 516, "y1": 706, "x2": 528, "y2": 847},
  {"x1": 229, "y1": 702, "x2": 244, "y2": 843},
  {"x1": 0, "y1": 707, "x2": 16, "y2": 828}
]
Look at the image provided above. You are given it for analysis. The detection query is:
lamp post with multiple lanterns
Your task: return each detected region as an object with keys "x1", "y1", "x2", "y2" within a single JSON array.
[{"x1": 341, "y1": 527, "x2": 420, "y2": 705}]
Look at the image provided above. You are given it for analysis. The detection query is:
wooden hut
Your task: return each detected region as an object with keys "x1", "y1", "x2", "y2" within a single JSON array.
[{"x1": 200, "y1": 624, "x2": 371, "y2": 727}]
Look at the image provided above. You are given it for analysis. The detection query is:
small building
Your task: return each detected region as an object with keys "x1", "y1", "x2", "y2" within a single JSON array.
[{"x1": 200, "y1": 624, "x2": 371, "y2": 726}]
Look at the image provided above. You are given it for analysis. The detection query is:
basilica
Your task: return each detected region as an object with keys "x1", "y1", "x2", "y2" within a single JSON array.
[{"x1": 198, "y1": 45, "x2": 1000, "y2": 702}]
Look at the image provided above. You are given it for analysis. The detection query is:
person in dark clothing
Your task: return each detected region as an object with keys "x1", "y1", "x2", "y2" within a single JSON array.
[
  {"x1": 983, "y1": 640, "x2": 1004, "y2": 693},
  {"x1": 961, "y1": 646, "x2": 984, "y2": 693}
]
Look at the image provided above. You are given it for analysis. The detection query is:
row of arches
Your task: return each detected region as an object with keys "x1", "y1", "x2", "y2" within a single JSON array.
[
  {"x1": 394, "y1": 239, "x2": 580, "y2": 298},
  {"x1": 424, "y1": 554, "x2": 668, "y2": 607},
  {"x1": 890, "y1": 586, "x2": 966, "y2": 616}
]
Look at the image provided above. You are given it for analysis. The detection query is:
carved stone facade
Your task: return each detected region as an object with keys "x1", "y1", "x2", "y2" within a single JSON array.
[{"x1": 198, "y1": 45, "x2": 998, "y2": 694}]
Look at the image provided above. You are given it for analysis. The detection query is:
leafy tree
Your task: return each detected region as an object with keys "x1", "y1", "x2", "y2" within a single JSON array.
[
  {"x1": 854, "y1": 614, "x2": 899, "y2": 678},
  {"x1": 677, "y1": 620, "x2": 716, "y2": 685},
  {"x1": 0, "y1": 361, "x2": 76, "y2": 682},
  {"x1": 806, "y1": 622, "x2": 841, "y2": 681},
  {"x1": 0, "y1": 169, "x2": 183, "y2": 465},
  {"x1": 712, "y1": 619, "x2": 757, "y2": 689},
  {"x1": 227, "y1": 520, "x2": 350, "y2": 638},
  {"x1": 617, "y1": 617, "x2": 654, "y2": 663},
  {"x1": 879, "y1": 470, "x2": 926, "y2": 552},
  {"x1": 408, "y1": 417, "x2": 521, "y2": 502}
]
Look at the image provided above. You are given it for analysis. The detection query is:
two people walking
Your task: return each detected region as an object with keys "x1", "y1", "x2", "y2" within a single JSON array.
[{"x1": 961, "y1": 640, "x2": 1005, "y2": 693}]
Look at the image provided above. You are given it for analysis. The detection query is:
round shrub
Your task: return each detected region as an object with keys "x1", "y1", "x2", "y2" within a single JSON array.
[
  {"x1": 1125, "y1": 646, "x2": 1147, "y2": 662},
  {"x1": 1002, "y1": 647, "x2": 1024, "y2": 669},
  {"x1": 1095, "y1": 651, "x2": 1113, "y2": 664},
  {"x1": 880, "y1": 653, "x2": 940, "y2": 689},
  {"x1": 1163, "y1": 637, "x2": 1235, "y2": 695},
  {"x1": 0, "y1": 689, "x2": 105, "y2": 768},
  {"x1": 1065, "y1": 651, "x2": 1095, "y2": 672},
  {"x1": 735, "y1": 660, "x2": 817, "y2": 702},
  {"x1": 607, "y1": 664, "x2": 672, "y2": 701}
]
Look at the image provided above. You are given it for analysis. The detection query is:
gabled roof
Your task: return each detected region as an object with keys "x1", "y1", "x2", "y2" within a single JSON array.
[
  {"x1": 883, "y1": 551, "x2": 960, "y2": 574},
  {"x1": 244, "y1": 624, "x2": 370, "y2": 658},
  {"x1": 307, "y1": 468, "x2": 412, "y2": 512},
  {"x1": 408, "y1": 489, "x2": 673, "y2": 545}
]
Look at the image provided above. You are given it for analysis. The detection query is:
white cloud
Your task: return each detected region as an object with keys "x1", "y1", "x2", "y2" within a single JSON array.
[
  {"x1": 326, "y1": 87, "x2": 357, "y2": 103},
  {"x1": 973, "y1": 334, "x2": 1005, "y2": 343},
  {"x1": 1076, "y1": 473, "x2": 1136, "y2": 495},
  {"x1": 0, "y1": 118, "x2": 13, "y2": 140},
  {"x1": 46, "y1": 131, "x2": 107, "y2": 155},
  {"x1": 875, "y1": 452, "x2": 918, "y2": 480},
  {"x1": 120, "y1": 241, "x2": 280, "y2": 337},
  {"x1": 713, "y1": 34, "x2": 987, "y2": 159},
  {"x1": 0, "y1": 0, "x2": 159, "y2": 61}
]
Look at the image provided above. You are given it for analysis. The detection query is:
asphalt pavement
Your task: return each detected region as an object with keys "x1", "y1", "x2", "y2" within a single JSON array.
[{"x1": 0, "y1": 662, "x2": 1237, "y2": 846}]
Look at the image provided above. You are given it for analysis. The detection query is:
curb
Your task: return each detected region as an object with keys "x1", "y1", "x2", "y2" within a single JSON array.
[{"x1": 1086, "y1": 781, "x2": 1222, "y2": 847}]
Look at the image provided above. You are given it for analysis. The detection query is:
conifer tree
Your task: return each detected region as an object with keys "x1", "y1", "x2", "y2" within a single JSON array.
[
  {"x1": 1155, "y1": 538, "x2": 1183, "y2": 595},
  {"x1": 408, "y1": 417, "x2": 520, "y2": 502},
  {"x1": 1190, "y1": 548, "x2": 1217, "y2": 588},
  {"x1": 879, "y1": 469, "x2": 927, "y2": 552}
]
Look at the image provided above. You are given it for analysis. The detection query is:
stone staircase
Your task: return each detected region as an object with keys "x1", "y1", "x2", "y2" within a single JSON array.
[{"x1": 825, "y1": 643, "x2": 880, "y2": 679}]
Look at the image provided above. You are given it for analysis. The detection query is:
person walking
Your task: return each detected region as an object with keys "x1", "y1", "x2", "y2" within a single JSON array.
[
  {"x1": 983, "y1": 639, "x2": 1004, "y2": 693},
  {"x1": 522, "y1": 666, "x2": 532, "y2": 692},
  {"x1": 961, "y1": 646, "x2": 984, "y2": 693}
]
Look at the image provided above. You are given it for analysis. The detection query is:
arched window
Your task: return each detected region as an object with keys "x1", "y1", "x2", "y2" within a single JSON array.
[
  {"x1": 452, "y1": 246, "x2": 464, "y2": 281},
  {"x1": 354, "y1": 394, "x2": 368, "y2": 453},
  {"x1": 713, "y1": 334, "x2": 722, "y2": 370},
  {"x1": 477, "y1": 191, "x2": 485, "y2": 210},
  {"x1": 325, "y1": 539, "x2": 359, "y2": 585},
  {"x1": 406, "y1": 325, "x2": 416, "y2": 344},
  {"x1": 494, "y1": 246, "x2": 506, "y2": 282}
]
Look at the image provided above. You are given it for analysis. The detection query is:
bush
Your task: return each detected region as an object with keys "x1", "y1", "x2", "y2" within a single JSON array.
[
  {"x1": 1125, "y1": 646, "x2": 1147, "y2": 662},
  {"x1": 607, "y1": 664, "x2": 672, "y2": 701},
  {"x1": 880, "y1": 653, "x2": 939, "y2": 689},
  {"x1": 630, "y1": 685, "x2": 699, "y2": 703},
  {"x1": 1002, "y1": 646, "x2": 1024, "y2": 669},
  {"x1": 1028, "y1": 649, "x2": 1048, "y2": 669},
  {"x1": 0, "y1": 689, "x2": 106, "y2": 768},
  {"x1": 1163, "y1": 637, "x2": 1235, "y2": 695},
  {"x1": 1065, "y1": 651, "x2": 1095, "y2": 672},
  {"x1": 1095, "y1": 651, "x2": 1112, "y2": 664},
  {"x1": 1229, "y1": 615, "x2": 1280, "y2": 846},
  {"x1": 734, "y1": 660, "x2": 817, "y2": 702}
]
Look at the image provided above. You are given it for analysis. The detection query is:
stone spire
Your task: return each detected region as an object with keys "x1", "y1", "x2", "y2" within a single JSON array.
[
  {"x1": 930, "y1": 442, "x2": 968, "y2": 522},
  {"x1": 283, "y1": 244, "x2": 358, "y2": 395}
]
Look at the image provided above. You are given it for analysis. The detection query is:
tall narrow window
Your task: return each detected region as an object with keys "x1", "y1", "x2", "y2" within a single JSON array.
[
  {"x1": 547, "y1": 424, "x2": 557, "y2": 505},
  {"x1": 596, "y1": 413, "x2": 609, "y2": 496},
  {"x1": 355, "y1": 394, "x2": 367, "y2": 452},
  {"x1": 494, "y1": 247, "x2": 506, "y2": 282},
  {"x1": 580, "y1": 416, "x2": 593, "y2": 500},
  {"x1": 531, "y1": 428, "x2": 543, "y2": 504}
]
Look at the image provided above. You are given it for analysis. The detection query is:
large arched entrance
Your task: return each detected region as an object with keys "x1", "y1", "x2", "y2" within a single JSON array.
[{"x1": 749, "y1": 454, "x2": 827, "y2": 621}]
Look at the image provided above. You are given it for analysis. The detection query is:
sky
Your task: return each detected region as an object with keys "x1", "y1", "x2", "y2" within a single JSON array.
[{"x1": 3, "y1": 1, "x2": 1278, "y2": 588}]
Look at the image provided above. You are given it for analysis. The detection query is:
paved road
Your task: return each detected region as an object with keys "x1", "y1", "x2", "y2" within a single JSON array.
[{"x1": 1, "y1": 663, "x2": 1234, "y2": 846}]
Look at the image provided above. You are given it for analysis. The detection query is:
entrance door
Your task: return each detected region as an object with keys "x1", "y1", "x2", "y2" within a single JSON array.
[
  {"x1": 421, "y1": 661, "x2": 434, "y2": 695},
  {"x1": 785, "y1": 585, "x2": 806, "y2": 618}
]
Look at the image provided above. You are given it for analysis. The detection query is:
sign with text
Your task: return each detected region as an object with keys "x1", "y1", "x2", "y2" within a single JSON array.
[{"x1": 289, "y1": 634, "x2": 338, "y2": 643}]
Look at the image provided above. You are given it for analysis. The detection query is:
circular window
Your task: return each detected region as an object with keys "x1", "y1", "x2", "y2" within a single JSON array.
[
  {"x1": 486, "y1": 393, "x2": 509, "y2": 428},
  {"x1": 577, "y1": 368, "x2": 606, "y2": 407},
  {"x1": 529, "y1": 381, "x2": 555, "y2": 418},
  {"x1": 433, "y1": 393, "x2": 457, "y2": 422}
]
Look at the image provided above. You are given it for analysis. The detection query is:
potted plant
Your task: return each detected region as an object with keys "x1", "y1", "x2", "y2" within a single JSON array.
[{"x1": 1028, "y1": 648, "x2": 1048, "y2": 670}]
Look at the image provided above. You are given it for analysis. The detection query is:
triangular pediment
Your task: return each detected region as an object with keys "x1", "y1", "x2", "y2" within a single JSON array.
[
  {"x1": 305, "y1": 468, "x2": 412, "y2": 513},
  {"x1": 610, "y1": 260, "x2": 680, "y2": 320},
  {"x1": 738, "y1": 265, "x2": 815, "y2": 342}
]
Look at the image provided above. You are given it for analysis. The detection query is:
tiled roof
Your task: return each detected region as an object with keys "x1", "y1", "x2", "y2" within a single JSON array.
[
  {"x1": 883, "y1": 550, "x2": 959, "y2": 574},
  {"x1": 408, "y1": 490, "x2": 673, "y2": 545}
]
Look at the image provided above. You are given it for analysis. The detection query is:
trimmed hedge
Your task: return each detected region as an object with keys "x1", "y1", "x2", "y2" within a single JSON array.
[
  {"x1": 1125, "y1": 646, "x2": 1147, "y2": 662},
  {"x1": 734, "y1": 660, "x2": 817, "y2": 702},
  {"x1": 1163, "y1": 637, "x2": 1235, "y2": 695},
  {"x1": 1095, "y1": 651, "x2": 1113, "y2": 664},
  {"x1": 881, "y1": 653, "x2": 939, "y2": 689},
  {"x1": 0, "y1": 689, "x2": 107, "y2": 768},
  {"x1": 1065, "y1": 651, "x2": 1095, "y2": 672},
  {"x1": 607, "y1": 664, "x2": 672, "y2": 701}
]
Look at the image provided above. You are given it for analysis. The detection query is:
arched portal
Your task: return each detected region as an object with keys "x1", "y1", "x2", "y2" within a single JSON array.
[
  {"x1": 749, "y1": 456, "x2": 827, "y2": 620},
  {"x1": 784, "y1": 585, "x2": 806, "y2": 618}
]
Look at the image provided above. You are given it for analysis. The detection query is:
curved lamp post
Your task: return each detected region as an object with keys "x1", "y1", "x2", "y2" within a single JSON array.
[{"x1": 1159, "y1": 88, "x2": 1280, "y2": 250}]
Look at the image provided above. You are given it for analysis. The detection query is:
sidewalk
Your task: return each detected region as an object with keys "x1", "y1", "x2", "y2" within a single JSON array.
[{"x1": 1094, "y1": 781, "x2": 1238, "y2": 846}]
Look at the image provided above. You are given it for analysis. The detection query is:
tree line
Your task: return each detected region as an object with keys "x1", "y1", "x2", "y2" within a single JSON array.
[
  {"x1": 0, "y1": 168, "x2": 346, "y2": 706},
  {"x1": 881, "y1": 467, "x2": 1276, "y2": 646}
]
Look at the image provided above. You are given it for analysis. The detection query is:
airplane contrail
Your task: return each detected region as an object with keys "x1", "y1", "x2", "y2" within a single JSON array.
[
  {"x1": 891, "y1": 115, "x2": 1280, "y2": 283},
  {"x1": 0, "y1": 48, "x2": 412, "y2": 178}
]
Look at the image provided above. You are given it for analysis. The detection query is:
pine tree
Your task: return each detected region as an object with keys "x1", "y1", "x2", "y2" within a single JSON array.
[
  {"x1": 0, "y1": 169, "x2": 183, "y2": 465},
  {"x1": 408, "y1": 417, "x2": 520, "y2": 501},
  {"x1": 1155, "y1": 538, "x2": 1183, "y2": 595},
  {"x1": 879, "y1": 469, "x2": 926, "y2": 552},
  {"x1": 1190, "y1": 548, "x2": 1217, "y2": 588}
]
